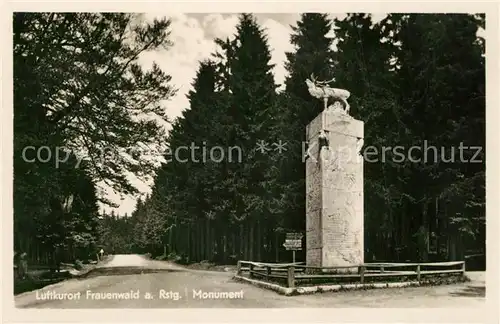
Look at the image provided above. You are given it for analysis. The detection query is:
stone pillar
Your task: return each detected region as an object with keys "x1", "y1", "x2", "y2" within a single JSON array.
[{"x1": 305, "y1": 107, "x2": 364, "y2": 269}]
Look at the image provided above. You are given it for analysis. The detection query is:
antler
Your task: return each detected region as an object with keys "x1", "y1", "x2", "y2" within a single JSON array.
[
  {"x1": 310, "y1": 72, "x2": 335, "y2": 86},
  {"x1": 316, "y1": 77, "x2": 335, "y2": 85}
]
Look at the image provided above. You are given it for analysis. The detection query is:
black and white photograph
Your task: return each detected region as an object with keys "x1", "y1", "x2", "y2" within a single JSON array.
[{"x1": 2, "y1": 2, "x2": 498, "y2": 322}]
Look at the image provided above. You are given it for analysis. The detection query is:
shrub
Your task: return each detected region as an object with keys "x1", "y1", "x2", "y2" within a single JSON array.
[
  {"x1": 228, "y1": 255, "x2": 238, "y2": 265},
  {"x1": 74, "y1": 260, "x2": 84, "y2": 270}
]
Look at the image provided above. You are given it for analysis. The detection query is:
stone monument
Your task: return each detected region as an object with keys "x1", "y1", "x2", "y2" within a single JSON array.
[{"x1": 305, "y1": 74, "x2": 364, "y2": 270}]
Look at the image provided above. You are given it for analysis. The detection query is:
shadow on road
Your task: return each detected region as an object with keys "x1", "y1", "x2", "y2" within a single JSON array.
[
  {"x1": 78, "y1": 266, "x2": 184, "y2": 279},
  {"x1": 449, "y1": 286, "x2": 486, "y2": 297}
]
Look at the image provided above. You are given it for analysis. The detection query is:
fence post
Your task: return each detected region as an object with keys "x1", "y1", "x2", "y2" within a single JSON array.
[
  {"x1": 359, "y1": 266, "x2": 365, "y2": 284},
  {"x1": 287, "y1": 266, "x2": 295, "y2": 288},
  {"x1": 461, "y1": 261, "x2": 466, "y2": 278},
  {"x1": 249, "y1": 263, "x2": 254, "y2": 279},
  {"x1": 236, "y1": 261, "x2": 242, "y2": 276},
  {"x1": 416, "y1": 264, "x2": 421, "y2": 282},
  {"x1": 380, "y1": 266, "x2": 384, "y2": 273},
  {"x1": 266, "y1": 266, "x2": 271, "y2": 280}
]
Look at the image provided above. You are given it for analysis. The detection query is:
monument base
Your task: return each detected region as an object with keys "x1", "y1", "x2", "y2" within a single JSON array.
[{"x1": 305, "y1": 108, "x2": 364, "y2": 269}]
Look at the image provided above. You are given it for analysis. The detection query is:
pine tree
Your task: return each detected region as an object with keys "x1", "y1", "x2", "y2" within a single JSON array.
[
  {"x1": 332, "y1": 13, "x2": 403, "y2": 260},
  {"x1": 223, "y1": 13, "x2": 279, "y2": 261},
  {"x1": 394, "y1": 14, "x2": 485, "y2": 260},
  {"x1": 14, "y1": 13, "x2": 177, "y2": 264},
  {"x1": 14, "y1": 13, "x2": 176, "y2": 195},
  {"x1": 150, "y1": 60, "x2": 224, "y2": 261},
  {"x1": 145, "y1": 14, "x2": 280, "y2": 263},
  {"x1": 277, "y1": 14, "x2": 337, "y2": 255}
]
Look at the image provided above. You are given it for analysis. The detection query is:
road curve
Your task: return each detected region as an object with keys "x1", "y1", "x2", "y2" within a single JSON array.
[{"x1": 14, "y1": 255, "x2": 486, "y2": 308}]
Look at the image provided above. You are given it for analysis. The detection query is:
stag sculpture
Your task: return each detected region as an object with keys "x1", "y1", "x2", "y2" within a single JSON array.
[{"x1": 305, "y1": 73, "x2": 351, "y2": 114}]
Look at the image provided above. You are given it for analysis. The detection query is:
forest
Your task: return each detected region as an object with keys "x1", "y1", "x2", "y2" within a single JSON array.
[{"x1": 14, "y1": 13, "x2": 485, "y2": 269}]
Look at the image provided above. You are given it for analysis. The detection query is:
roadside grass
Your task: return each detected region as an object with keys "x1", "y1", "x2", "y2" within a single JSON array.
[
  {"x1": 14, "y1": 274, "x2": 69, "y2": 295},
  {"x1": 13, "y1": 258, "x2": 104, "y2": 295},
  {"x1": 183, "y1": 261, "x2": 237, "y2": 272},
  {"x1": 152, "y1": 252, "x2": 238, "y2": 273}
]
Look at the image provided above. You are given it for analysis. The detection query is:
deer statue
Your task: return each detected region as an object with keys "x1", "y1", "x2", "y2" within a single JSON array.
[
  {"x1": 305, "y1": 73, "x2": 351, "y2": 115},
  {"x1": 304, "y1": 74, "x2": 352, "y2": 154}
]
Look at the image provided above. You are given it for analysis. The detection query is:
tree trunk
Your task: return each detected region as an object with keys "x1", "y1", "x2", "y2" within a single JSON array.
[
  {"x1": 217, "y1": 230, "x2": 224, "y2": 264},
  {"x1": 194, "y1": 221, "x2": 199, "y2": 262},
  {"x1": 205, "y1": 219, "x2": 210, "y2": 261},
  {"x1": 223, "y1": 231, "x2": 228, "y2": 263},
  {"x1": 448, "y1": 235, "x2": 457, "y2": 261},
  {"x1": 256, "y1": 219, "x2": 262, "y2": 262},
  {"x1": 186, "y1": 224, "x2": 190, "y2": 259},
  {"x1": 168, "y1": 226, "x2": 173, "y2": 255},
  {"x1": 421, "y1": 200, "x2": 429, "y2": 262},
  {"x1": 199, "y1": 220, "x2": 203, "y2": 262},
  {"x1": 210, "y1": 225, "x2": 216, "y2": 262},
  {"x1": 274, "y1": 231, "x2": 279, "y2": 262},
  {"x1": 243, "y1": 223, "x2": 248, "y2": 260},
  {"x1": 266, "y1": 226, "x2": 272, "y2": 262},
  {"x1": 199, "y1": 219, "x2": 205, "y2": 260},
  {"x1": 239, "y1": 223, "x2": 244, "y2": 260},
  {"x1": 249, "y1": 222, "x2": 254, "y2": 261},
  {"x1": 232, "y1": 231, "x2": 236, "y2": 261}
]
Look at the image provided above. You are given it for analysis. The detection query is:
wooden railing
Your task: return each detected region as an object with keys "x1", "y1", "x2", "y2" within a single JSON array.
[{"x1": 236, "y1": 260, "x2": 466, "y2": 288}]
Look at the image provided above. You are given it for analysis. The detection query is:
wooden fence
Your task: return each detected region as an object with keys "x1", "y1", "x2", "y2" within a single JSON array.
[{"x1": 236, "y1": 260, "x2": 466, "y2": 288}]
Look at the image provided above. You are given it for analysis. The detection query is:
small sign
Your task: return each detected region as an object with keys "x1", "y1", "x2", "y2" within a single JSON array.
[
  {"x1": 286, "y1": 232, "x2": 304, "y2": 240},
  {"x1": 283, "y1": 233, "x2": 304, "y2": 262},
  {"x1": 283, "y1": 233, "x2": 303, "y2": 251}
]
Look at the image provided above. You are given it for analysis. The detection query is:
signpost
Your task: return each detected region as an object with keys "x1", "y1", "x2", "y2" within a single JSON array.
[{"x1": 283, "y1": 233, "x2": 303, "y2": 263}]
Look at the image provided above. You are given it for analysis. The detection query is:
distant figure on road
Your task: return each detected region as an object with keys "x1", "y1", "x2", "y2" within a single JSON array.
[
  {"x1": 99, "y1": 249, "x2": 104, "y2": 261},
  {"x1": 17, "y1": 252, "x2": 28, "y2": 279}
]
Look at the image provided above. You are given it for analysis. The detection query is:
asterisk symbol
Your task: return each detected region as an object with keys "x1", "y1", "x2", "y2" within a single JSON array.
[
  {"x1": 255, "y1": 140, "x2": 271, "y2": 154},
  {"x1": 272, "y1": 140, "x2": 288, "y2": 154}
]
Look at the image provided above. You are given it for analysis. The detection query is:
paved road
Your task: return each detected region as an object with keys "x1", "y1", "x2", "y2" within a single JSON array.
[
  {"x1": 15, "y1": 254, "x2": 486, "y2": 308},
  {"x1": 98, "y1": 254, "x2": 149, "y2": 267},
  {"x1": 95, "y1": 254, "x2": 184, "y2": 270}
]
